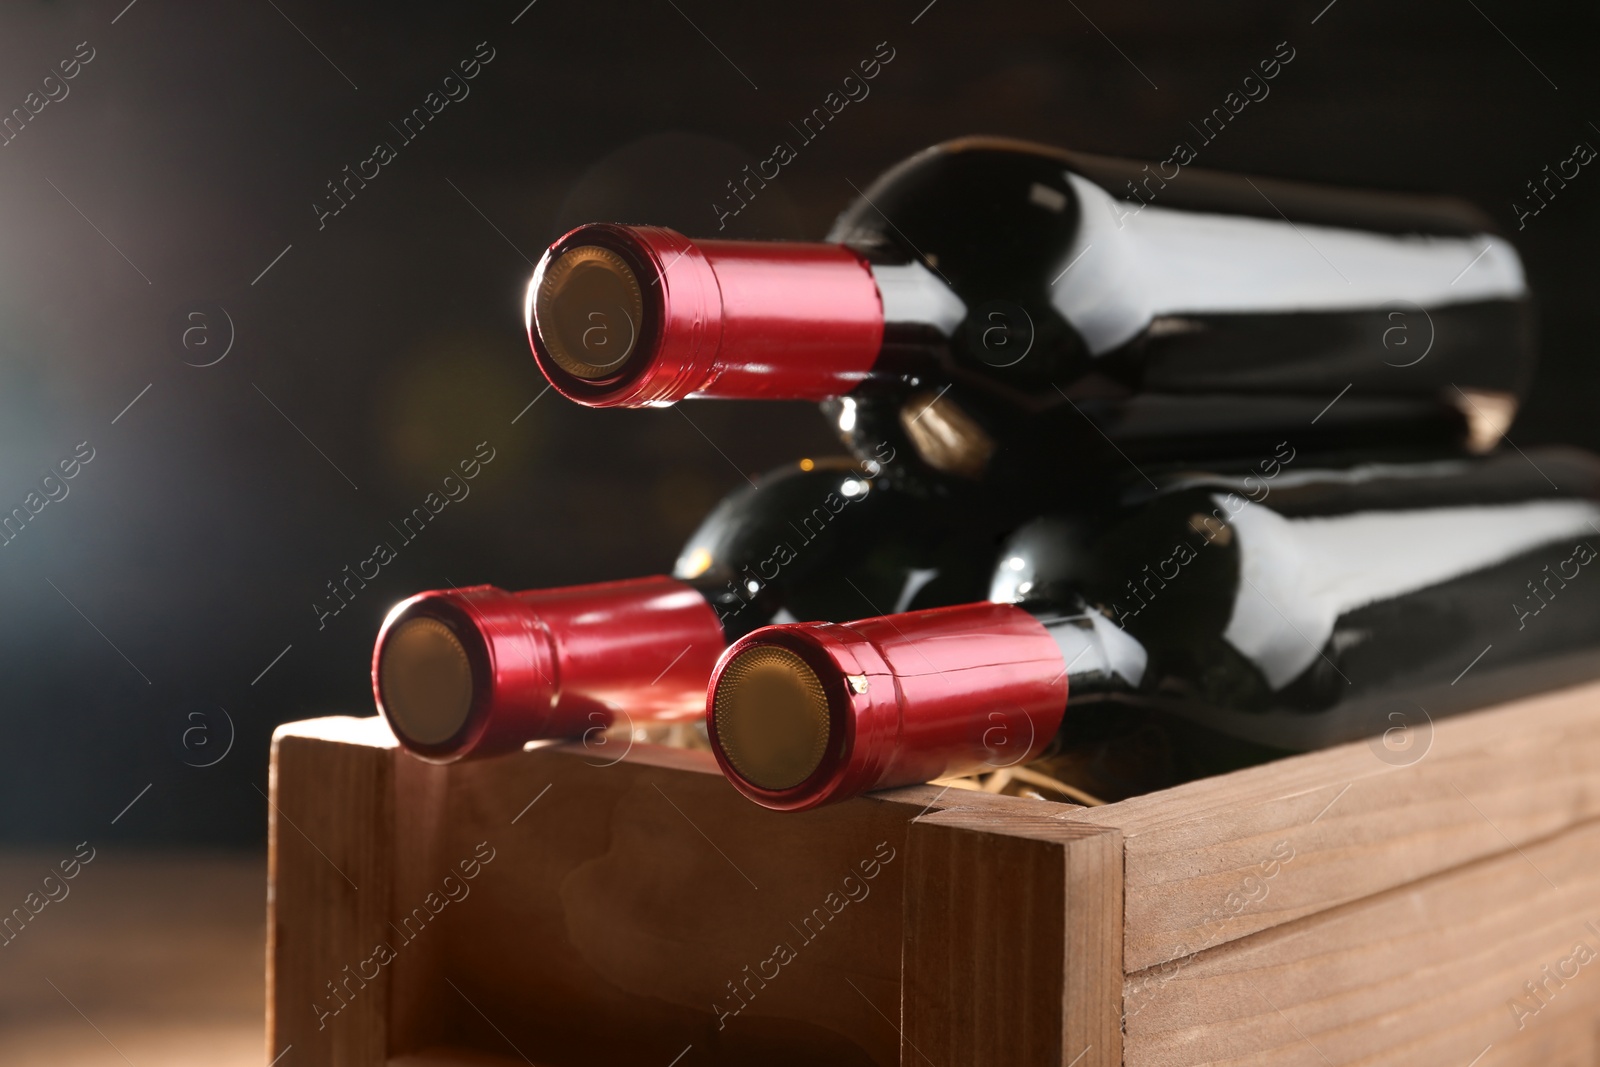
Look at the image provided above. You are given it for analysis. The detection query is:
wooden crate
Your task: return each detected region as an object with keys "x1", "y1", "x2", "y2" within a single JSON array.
[{"x1": 267, "y1": 679, "x2": 1600, "y2": 1066}]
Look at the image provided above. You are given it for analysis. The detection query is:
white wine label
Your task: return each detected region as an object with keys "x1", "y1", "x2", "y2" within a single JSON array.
[
  {"x1": 1052, "y1": 173, "x2": 1527, "y2": 355},
  {"x1": 1222, "y1": 495, "x2": 1600, "y2": 688}
]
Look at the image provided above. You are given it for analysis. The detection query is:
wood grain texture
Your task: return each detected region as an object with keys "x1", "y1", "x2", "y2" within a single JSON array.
[
  {"x1": 270, "y1": 716, "x2": 1071, "y2": 1067},
  {"x1": 386, "y1": 747, "x2": 454, "y2": 1057},
  {"x1": 268, "y1": 715, "x2": 399, "y2": 1067},
  {"x1": 274, "y1": 699, "x2": 1600, "y2": 1067},
  {"x1": 425, "y1": 735, "x2": 1061, "y2": 1067},
  {"x1": 1488, "y1": 1006, "x2": 1600, "y2": 1067},
  {"x1": 1123, "y1": 817, "x2": 1600, "y2": 1066},
  {"x1": 903, "y1": 807, "x2": 1122, "y2": 1067},
  {"x1": 1070, "y1": 679, "x2": 1600, "y2": 972}
]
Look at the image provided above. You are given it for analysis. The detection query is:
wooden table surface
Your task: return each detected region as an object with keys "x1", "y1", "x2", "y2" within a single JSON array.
[{"x1": 0, "y1": 849, "x2": 266, "y2": 1066}]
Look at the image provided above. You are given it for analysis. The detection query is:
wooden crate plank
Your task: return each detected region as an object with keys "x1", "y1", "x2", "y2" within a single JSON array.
[
  {"x1": 386, "y1": 747, "x2": 455, "y2": 1057},
  {"x1": 1123, "y1": 817, "x2": 1600, "y2": 1066},
  {"x1": 1071, "y1": 679, "x2": 1600, "y2": 972},
  {"x1": 1485, "y1": 1007, "x2": 1600, "y2": 1067},
  {"x1": 393, "y1": 728, "x2": 1060, "y2": 1066},
  {"x1": 269, "y1": 717, "x2": 1063, "y2": 1067},
  {"x1": 904, "y1": 808, "x2": 1122, "y2": 1067},
  {"x1": 268, "y1": 716, "x2": 400, "y2": 1067}
]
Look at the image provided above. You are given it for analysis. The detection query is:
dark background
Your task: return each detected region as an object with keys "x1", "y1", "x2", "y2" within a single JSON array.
[{"x1": 0, "y1": 0, "x2": 1593, "y2": 844}]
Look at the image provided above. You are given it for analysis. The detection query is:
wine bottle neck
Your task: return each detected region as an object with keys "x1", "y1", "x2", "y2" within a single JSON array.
[{"x1": 1024, "y1": 603, "x2": 1148, "y2": 699}]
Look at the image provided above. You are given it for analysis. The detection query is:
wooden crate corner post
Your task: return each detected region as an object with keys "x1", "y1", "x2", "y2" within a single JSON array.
[
  {"x1": 902, "y1": 805, "x2": 1123, "y2": 1067},
  {"x1": 267, "y1": 715, "x2": 402, "y2": 1067}
]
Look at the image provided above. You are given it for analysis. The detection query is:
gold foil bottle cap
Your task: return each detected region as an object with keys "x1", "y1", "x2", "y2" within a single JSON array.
[
  {"x1": 379, "y1": 616, "x2": 475, "y2": 745},
  {"x1": 535, "y1": 244, "x2": 646, "y2": 380},
  {"x1": 713, "y1": 645, "x2": 831, "y2": 791}
]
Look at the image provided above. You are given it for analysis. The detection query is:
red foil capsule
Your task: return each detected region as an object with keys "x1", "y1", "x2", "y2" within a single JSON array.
[
  {"x1": 525, "y1": 223, "x2": 885, "y2": 407},
  {"x1": 706, "y1": 602, "x2": 1069, "y2": 811},
  {"x1": 373, "y1": 576, "x2": 724, "y2": 763}
]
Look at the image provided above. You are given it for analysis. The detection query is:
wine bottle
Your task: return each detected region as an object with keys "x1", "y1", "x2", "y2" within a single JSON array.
[
  {"x1": 706, "y1": 447, "x2": 1600, "y2": 810},
  {"x1": 523, "y1": 137, "x2": 1528, "y2": 478},
  {"x1": 372, "y1": 457, "x2": 991, "y2": 761}
]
